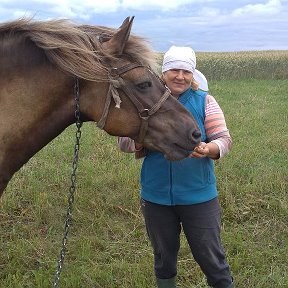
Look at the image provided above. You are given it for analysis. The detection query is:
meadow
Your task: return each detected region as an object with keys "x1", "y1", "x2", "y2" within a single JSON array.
[{"x1": 0, "y1": 50, "x2": 287, "y2": 288}]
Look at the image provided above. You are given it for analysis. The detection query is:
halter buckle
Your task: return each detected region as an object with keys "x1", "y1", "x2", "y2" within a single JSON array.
[{"x1": 139, "y1": 109, "x2": 150, "y2": 120}]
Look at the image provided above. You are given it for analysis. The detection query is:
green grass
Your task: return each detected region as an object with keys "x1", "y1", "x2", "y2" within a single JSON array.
[{"x1": 1, "y1": 52, "x2": 288, "y2": 287}]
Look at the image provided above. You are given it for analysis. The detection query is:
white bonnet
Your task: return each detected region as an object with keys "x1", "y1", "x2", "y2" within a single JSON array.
[
  {"x1": 162, "y1": 45, "x2": 196, "y2": 74},
  {"x1": 194, "y1": 69, "x2": 209, "y2": 91}
]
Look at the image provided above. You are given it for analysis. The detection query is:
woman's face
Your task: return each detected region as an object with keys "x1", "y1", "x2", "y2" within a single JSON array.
[{"x1": 162, "y1": 69, "x2": 193, "y2": 97}]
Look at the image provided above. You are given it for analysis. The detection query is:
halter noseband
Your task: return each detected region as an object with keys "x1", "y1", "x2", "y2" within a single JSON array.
[{"x1": 96, "y1": 63, "x2": 171, "y2": 143}]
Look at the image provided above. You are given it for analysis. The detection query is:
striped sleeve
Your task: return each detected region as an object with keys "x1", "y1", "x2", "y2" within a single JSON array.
[
  {"x1": 117, "y1": 137, "x2": 137, "y2": 153},
  {"x1": 205, "y1": 95, "x2": 232, "y2": 158},
  {"x1": 117, "y1": 137, "x2": 147, "y2": 159}
]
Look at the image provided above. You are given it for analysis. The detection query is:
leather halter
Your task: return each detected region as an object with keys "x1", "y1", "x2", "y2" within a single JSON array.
[{"x1": 97, "y1": 63, "x2": 171, "y2": 143}]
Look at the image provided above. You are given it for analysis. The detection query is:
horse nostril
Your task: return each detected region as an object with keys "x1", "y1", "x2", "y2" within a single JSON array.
[{"x1": 192, "y1": 130, "x2": 201, "y2": 139}]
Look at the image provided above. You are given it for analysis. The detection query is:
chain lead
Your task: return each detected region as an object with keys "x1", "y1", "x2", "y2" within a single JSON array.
[{"x1": 52, "y1": 77, "x2": 82, "y2": 288}]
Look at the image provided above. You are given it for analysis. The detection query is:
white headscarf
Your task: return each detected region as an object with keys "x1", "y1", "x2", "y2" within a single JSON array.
[
  {"x1": 162, "y1": 46, "x2": 196, "y2": 74},
  {"x1": 194, "y1": 69, "x2": 209, "y2": 92},
  {"x1": 162, "y1": 45, "x2": 208, "y2": 91}
]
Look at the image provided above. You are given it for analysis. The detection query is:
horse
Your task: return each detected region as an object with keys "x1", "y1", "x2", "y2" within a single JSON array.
[{"x1": 0, "y1": 16, "x2": 201, "y2": 198}]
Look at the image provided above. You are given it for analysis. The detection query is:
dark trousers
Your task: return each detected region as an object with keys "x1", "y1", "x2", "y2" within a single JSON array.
[{"x1": 141, "y1": 197, "x2": 232, "y2": 288}]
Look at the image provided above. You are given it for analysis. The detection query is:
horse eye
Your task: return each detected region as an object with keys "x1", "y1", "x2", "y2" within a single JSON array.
[{"x1": 137, "y1": 81, "x2": 152, "y2": 90}]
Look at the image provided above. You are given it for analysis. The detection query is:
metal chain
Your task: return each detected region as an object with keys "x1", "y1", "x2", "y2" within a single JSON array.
[{"x1": 52, "y1": 77, "x2": 82, "y2": 288}]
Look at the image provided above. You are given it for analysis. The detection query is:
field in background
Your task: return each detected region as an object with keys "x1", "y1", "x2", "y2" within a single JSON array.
[
  {"x1": 0, "y1": 51, "x2": 287, "y2": 287},
  {"x1": 158, "y1": 50, "x2": 288, "y2": 80}
]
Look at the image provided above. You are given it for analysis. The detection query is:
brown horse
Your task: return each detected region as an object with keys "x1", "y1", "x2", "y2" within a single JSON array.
[{"x1": 0, "y1": 17, "x2": 201, "y2": 197}]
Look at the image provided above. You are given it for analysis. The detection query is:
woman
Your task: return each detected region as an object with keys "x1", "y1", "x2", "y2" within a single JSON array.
[{"x1": 118, "y1": 46, "x2": 234, "y2": 288}]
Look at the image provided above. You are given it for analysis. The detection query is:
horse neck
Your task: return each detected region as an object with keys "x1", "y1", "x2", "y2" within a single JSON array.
[{"x1": 0, "y1": 40, "x2": 76, "y2": 190}]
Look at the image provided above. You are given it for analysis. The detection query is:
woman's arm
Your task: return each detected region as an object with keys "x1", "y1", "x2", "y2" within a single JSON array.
[
  {"x1": 117, "y1": 137, "x2": 142, "y2": 153},
  {"x1": 189, "y1": 94, "x2": 232, "y2": 160},
  {"x1": 117, "y1": 137, "x2": 146, "y2": 159}
]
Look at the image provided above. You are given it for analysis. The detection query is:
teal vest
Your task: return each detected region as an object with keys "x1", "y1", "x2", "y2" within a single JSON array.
[{"x1": 140, "y1": 88, "x2": 217, "y2": 205}]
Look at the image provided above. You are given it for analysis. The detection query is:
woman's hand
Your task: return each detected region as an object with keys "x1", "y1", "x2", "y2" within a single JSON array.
[
  {"x1": 189, "y1": 142, "x2": 209, "y2": 158},
  {"x1": 188, "y1": 142, "x2": 220, "y2": 159}
]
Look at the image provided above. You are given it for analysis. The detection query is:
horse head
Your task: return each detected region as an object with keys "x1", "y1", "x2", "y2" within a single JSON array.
[
  {"x1": 0, "y1": 17, "x2": 201, "y2": 196},
  {"x1": 81, "y1": 17, "x2": 201, "y2": 161}
]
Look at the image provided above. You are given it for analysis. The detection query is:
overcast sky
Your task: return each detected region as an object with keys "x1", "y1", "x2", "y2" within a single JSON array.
[{"x1": 0, "y1": 0, "x2": 287, "y2": 52}]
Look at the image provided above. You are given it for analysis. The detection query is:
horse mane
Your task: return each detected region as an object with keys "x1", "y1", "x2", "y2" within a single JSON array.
[{"x1": 0, "y1": 18, "x2": 158, "y2": 81}]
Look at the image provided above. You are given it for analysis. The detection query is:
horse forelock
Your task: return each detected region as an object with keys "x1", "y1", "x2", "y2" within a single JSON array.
[{"x1": 0, "y1": 18, "x2": 159, "y2": 81}]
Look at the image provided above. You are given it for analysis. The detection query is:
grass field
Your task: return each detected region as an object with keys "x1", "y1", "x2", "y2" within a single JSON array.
[
  {"x1": 176, "y1": 50, "x2": 288, "y2": 80},
  {"x1": 0, "y1": 51, "x2": 287, "y2": 287}
]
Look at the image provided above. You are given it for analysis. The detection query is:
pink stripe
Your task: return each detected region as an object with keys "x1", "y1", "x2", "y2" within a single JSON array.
[{"x1": 205, "y1": 102, "x2": 223, "y2": 116}]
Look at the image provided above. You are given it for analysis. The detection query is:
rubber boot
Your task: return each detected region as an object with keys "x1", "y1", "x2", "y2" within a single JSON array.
[
  {"x1": 210, "y1": 279, "x2": 234, "y2": 288},
  {"x1": 156, "y1": 277, "x2": 177, "y2": 288}
]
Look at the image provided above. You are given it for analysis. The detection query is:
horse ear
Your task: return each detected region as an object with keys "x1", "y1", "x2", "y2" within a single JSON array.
[
  {"x1": 119, "y1": 16, "x2": 131, "y2": 30},
  {"x1": 105, "y1": 16, "x2": 134, "y2": 55}
]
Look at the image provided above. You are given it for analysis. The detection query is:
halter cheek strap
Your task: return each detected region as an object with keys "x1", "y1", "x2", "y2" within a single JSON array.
[
  {"x1": 97, "y1": 63, "x2": 142, "y2": 129},
  {"x1": 97, "y1": 63, "x2": 172, "y2": 143},
  {"x1": 120, "y1": 84, "x2": 171, "y2": 142},
  {"x1": 96, "y1": 78, "x2": 123, "y2": 129}
]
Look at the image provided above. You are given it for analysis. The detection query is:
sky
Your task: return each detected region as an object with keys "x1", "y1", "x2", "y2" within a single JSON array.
[{"x1": 0, "y1": 0, "x2": 287, "y2": 52}]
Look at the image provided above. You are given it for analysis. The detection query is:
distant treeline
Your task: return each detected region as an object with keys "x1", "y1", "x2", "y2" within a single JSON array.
[{"x1": 157, "y1": 50, "x2": 288, "y2": 80}]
